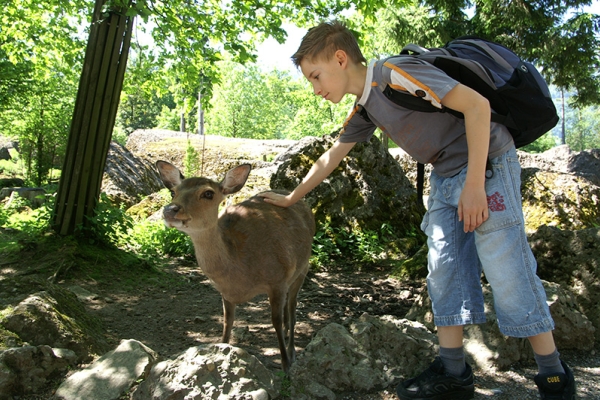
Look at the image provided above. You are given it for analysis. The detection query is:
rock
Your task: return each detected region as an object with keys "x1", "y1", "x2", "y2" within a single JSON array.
[
  {"x1": 0, "y1": 345, "x2": 76, "y2": 399},
  {"x1": 289, "y1": 314, "x2": 437, "y2": 397},
  {"x1": 270, "y1": 134, "x2": 426, "y2": 260},
  {"x1": 55, "y1": 339, "x2": 158, "y2": 400},
  {"x1": 519, "y1": 146, "x2": 600, "y2": 232},
  {"x1": 131, "y1": 343, "x2": 279, "y2": 400},
  {"x1": 1, "y1": 286, "x2": 109, "y2": 363},
  {"x1": 0, "y1": 146, "x2": 10, "y2": 161},
  {"x1": 101, "y1": 141, "x2": 164, "y2": 208},
  {"x1": 406, "y1": 281, "x2": 595, "y2": 369},
  {"x1": 518, "y1": 145, "x2": 600, "y2": 185},
  {"x1": 530, "y1": 225, "x2": 600, "y2": 343},
  {"x1": 0, "y1": 178, "x2": 24, "y2": 189},
  {"x1": 0, "y1": 187, "x2": 46, "y2": 209}
]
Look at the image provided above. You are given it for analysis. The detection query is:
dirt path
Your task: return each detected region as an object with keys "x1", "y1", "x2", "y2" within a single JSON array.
[{"x1": 77, "y1": 259, "x2": 600, "y2": 400}]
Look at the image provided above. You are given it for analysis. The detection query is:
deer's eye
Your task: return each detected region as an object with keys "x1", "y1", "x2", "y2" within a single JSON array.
[
  {"x1": 169, "y1": 189, "x2": 176, "y2": 198},
  {"x1": 202, "y1": 190, "x2": 214, "y2": 200}
]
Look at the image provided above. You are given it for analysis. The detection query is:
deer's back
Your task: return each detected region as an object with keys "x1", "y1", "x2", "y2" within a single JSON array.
[{"x1": 219, "y1": 190, "x2": 315, "y2": 254}]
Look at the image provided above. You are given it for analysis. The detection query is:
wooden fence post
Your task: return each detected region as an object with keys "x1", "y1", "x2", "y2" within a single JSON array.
[{"x1": 52, "y1": 0, "x2": 133, "y2": 235}]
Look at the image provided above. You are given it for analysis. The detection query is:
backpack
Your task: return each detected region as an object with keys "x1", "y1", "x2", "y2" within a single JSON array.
[{"x1": 378, "y1": 36, "x2": 559, "y2": 205}]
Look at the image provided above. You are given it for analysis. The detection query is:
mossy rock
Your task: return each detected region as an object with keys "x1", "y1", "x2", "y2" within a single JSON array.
[
  {"x1": 271, "y1": 134, "x2": 426, "y2": 257},
  {"x1": 1, "y1": 284, "x2": 109, "y2": 362},
  {"x1": 521, "y1": 168, "x2": 600, "y2": 232}
]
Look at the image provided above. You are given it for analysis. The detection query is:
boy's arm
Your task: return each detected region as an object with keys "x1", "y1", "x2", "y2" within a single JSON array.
[
  {"x1": 440, "y1": 83, "x2": 491, "y2": 232},
  {"x1": 260, "y1": 140, "x2": 357, "y2": 207}
]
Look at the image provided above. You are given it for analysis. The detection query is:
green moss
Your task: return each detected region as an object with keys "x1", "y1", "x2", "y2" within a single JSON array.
[{"x1": 0, "y1": 323, "x2": 23, "y2": 350}]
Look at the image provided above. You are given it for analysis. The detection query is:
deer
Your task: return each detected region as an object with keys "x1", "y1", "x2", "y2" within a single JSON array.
[{"x1": 155, "y1": 161, "x2": 315, "y2": 374}]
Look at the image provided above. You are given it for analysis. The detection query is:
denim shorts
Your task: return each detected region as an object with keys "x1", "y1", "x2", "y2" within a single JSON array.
[{"x1": 421, "y1": 146, "x2": 555, "y2": 338}]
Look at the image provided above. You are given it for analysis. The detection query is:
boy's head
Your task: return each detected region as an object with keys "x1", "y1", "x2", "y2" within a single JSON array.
[{"x1": 291, "y1": 20, "x2": 366, "y2": 68}]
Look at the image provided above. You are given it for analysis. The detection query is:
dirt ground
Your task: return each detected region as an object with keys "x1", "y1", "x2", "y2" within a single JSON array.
[{"x1": 72, "y1": 258, "x2": 600, "y2": 400}]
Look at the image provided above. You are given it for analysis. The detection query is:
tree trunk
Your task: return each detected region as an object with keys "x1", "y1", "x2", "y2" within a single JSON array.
[{"x1": 52, "y1": 0, "x2": 134, "y2": 235}]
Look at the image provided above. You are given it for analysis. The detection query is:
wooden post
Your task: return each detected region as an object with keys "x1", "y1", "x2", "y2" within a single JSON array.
[{"x1": 52, "y1": 0, "x2": 134, "y2": 235}]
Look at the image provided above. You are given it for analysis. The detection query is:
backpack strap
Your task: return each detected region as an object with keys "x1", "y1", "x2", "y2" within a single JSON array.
[{"x1": 416, "y1": 162, "x2": 425, "y2": 208}]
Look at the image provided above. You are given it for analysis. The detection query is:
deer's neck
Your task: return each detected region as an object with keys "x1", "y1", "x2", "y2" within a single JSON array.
[{"x1": 189, "y1": 228, "x2": 232, "y2": 276}]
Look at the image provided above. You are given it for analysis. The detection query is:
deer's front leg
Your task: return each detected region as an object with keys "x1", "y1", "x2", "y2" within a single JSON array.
[{"x1": 221, "y1": 297, "x2": 236, "y2": 343}]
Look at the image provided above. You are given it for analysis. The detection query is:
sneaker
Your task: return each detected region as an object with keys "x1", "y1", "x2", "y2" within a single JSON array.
[
  {"x1": 534, "y1": 360, "x2": 576, "y2": 399},
  {"x1": 396, "y1": 356, "x2": 475, "y2": 400}
]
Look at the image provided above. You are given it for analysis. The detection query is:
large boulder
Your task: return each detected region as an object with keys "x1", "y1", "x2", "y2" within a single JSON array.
[
  {"x1": 102, "y1": 141, "x2": 164, "y2": 208},
  {"x1": 530, "y1": 225, "x2": 600, "y2": 343},
  {"x1": 0, "y1": 187, "x2": 46, "y2": 209},
  {"x1": 289, "y1": 314, "x2": 437, "y2": 399},
  {"x1": 519, "y1": 145, "x2": 600, "y2": 232},
  {"x1": 270, "y1": 134, "x2": 426, "y2": 260},
  {"x1": 1, "y1": 286, "x2": 109, "y2": 363},
  {"x1": 55, "y1": 339, "x2": 158, "y2": 400},
  {"x1": 0, "y1": 345, "x2": 77, "y2": 399},
  {"x1": 131, "y1": 343, "x2": 279, "y2": 400}
]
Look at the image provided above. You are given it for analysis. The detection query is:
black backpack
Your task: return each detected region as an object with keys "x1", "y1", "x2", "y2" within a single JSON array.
[{"x1": 379, "y1": 36, "x2": 559, "y2": 205}]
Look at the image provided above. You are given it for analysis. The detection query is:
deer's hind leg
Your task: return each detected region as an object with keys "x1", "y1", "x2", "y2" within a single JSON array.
[
  {"x1": 268, "y1": 288, "x2": 291, "y2": 373},
  {"x1": 285, "y1": 270, "x2": 307, "y2": 365}
]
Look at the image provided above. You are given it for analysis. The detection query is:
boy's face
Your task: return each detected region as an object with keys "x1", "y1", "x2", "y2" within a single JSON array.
[{"x1": 300, "y1": 50, "x2": 349, "y2": 104}]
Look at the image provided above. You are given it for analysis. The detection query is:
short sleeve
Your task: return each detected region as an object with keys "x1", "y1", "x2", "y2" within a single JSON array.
[{"x1": 338, "y1": 104, "x2": 378, "y2": 143}]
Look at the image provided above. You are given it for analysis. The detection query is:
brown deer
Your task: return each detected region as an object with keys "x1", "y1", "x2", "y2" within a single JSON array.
[{"x1": 155, "y1": 161, "x2": 315, "y2": 373}]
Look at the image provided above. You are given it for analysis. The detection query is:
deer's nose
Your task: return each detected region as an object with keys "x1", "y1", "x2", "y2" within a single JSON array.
[{"x1": 164, "y1": 203, "x2": 180, "y2": 217}]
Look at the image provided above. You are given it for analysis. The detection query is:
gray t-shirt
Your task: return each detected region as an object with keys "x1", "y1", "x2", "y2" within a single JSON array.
[{"x1": 339, "y1": 58, "x2": 514, "y2": 177}]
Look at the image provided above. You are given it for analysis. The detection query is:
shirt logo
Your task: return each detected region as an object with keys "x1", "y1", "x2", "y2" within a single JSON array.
[{"x1": 415, "y1": 89, "x2": 427, "y2": 97}]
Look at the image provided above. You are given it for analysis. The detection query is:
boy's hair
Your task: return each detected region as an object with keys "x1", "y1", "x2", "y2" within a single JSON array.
[{"x1": 291, "y1": 20, "x2": 366, "y2": 67}]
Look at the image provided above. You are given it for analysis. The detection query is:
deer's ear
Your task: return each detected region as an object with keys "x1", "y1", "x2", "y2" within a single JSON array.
[
  {"x1": 221, "y1": 164, "x2": 251, "y2": 195},
  {"x1": 156, "y1": 160, "x2": 185, "y2": 189}
]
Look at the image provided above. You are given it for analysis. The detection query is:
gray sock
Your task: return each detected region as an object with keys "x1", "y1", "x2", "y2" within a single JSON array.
[
  {"x1": 534, "y1": 349, "x2": 565, "y2": 375},
  {"x1": 439, "y1": 346, "x2": 466, "y2": 377}
]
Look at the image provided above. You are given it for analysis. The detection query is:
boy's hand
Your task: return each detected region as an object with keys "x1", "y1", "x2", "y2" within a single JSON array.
[
  {"x1": 259, "y1": 191, "x2": 295, "y2": 208},
  {"x1": 458, "y1": 183, "x2": 489, "y2": 232}
]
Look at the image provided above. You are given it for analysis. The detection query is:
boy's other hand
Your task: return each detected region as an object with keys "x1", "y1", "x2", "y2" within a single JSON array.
[
  {"x1": 259, "y1": 191, "x2": 295, "y2": 208},
  {"x1": 458, "y1": 184, "x2": 489, "y2": 232}
]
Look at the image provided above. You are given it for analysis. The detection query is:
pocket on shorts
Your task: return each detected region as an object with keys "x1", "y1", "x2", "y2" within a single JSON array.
[{"x1": 476, "y1": 161, "x2": 522, "y2": 235}]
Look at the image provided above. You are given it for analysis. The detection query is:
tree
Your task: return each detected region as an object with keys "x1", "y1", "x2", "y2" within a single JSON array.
[
  {"x1": 0, "y1": 0, "x2": 88, "y2": 185},
  {"x1": 565, "y1": 106, "x2": 600, "y2": 151}
]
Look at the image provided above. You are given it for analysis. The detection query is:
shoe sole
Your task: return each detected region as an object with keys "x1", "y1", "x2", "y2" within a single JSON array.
[{"x1": 396, "y1": 388, "x2": 474, "y2": 400}]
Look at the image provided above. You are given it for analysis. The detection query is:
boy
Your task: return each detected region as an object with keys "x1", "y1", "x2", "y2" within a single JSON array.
[{"x1": 259, "y1": 20, "x2": 576, "y2": 400}]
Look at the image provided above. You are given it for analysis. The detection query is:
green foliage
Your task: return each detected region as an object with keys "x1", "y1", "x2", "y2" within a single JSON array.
[
  {"x1": 204, "y1": 60, "x2": 351, "y2": 140},
  {"x1": 565, "y1": 105, "x2": 600, "y2": 151},
  {"x1": 1, "y1": 188, "x2": 193, "y2": 265},
  {"x1": 78, "y1": 194, "x2": 134, "y2": 246},
  {"x1": 116, "y1": 43, "x2": 177, "y2": 135},
  {"x1": 0, "y1": 192, "x2": 54, "y2": 252},
  {"x1": 126, "y1": 220, "x2": 194, "y2": 260},
  {"x1": 520, "y1": 132, "x2": 558, "y2": 154},
  {"x1": 184, "y1": 139, "x2": 201, "y2": 178},
  {"x1": 310, "y1": 221, "x2": 403, "y2": 270},
  {"x1": 0, "y1": 0, "x2": 85, "y2": 185}
]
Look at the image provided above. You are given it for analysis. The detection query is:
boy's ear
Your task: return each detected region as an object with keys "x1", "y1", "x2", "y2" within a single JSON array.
[{"x1": 334, "y1": 49, "x2": 348, "y2": 67}]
